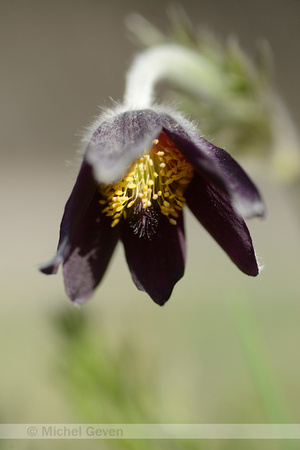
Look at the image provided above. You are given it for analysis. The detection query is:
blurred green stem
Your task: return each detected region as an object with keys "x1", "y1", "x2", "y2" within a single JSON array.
[
  {"x1": 228, "y1": 296, "x2": 296, "y2": 449},
  {"x1": 229, "y1": 296, "x2": 291, "y2": 422}
]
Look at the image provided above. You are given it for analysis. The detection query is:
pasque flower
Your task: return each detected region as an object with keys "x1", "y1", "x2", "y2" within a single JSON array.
[{"x1": 40, "y1": 48, "x2": 265, "y2": 306}]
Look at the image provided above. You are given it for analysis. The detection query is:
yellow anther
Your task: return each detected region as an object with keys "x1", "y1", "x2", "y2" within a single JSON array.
[
  {"x1": 127, "y1": 200, "x2": 135, "y2": 208},
  {"x1": 111, "y1": 218, "x2": 120, "y2": 227},
  {"x1": 178, "y1": 179, "x2": 190, "y2": 184},
  {"x1": 169, "y1": 218, "x2": 177, "y2": 225}
]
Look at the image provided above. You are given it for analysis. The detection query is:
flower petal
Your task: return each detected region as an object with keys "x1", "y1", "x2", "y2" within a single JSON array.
[
  {"x1": 86, "y1": 109, "x2": 162, "y2": 184},
  {"x1": 186, "y1": 173, "x2": 259, "y2": 276},
  {"x1": 40, "y1": 161, "x2": 97, "y2": 275},
  {"x1": 62, "y1": 192, "x2": 120, "y2": 303},
  {"x1": 159, "y1": 112, "x2": 265, "y2": 219},
  {"x1": 121, "y1": 212, "x2": 186, "y2": 305}
]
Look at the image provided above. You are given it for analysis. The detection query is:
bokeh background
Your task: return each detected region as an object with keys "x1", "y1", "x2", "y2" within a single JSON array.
[{"x1": 1, "y1": 0, "x2": 300, "y2": 449}]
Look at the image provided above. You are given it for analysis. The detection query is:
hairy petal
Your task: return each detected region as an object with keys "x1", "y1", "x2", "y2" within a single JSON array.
[
  {"x1": 40, "y1": 161, "x2": 97, "y2": 275},
  {"x1": 159, "y1": 112, "x2": 265, "y2": 219},
  {"x1": 121, "y1": 213, "x2": 186, "y2": 305},
  {"x1": 86, "y1": 109, "x2": 162, "y2": 184},
  {"x1": 196, "y1": 138, "x2": 265, "y2": 219},
  {"x1": 63, "y1": 193, "x2": 120, "y2": 303},
  {"x1": 186, "y1": 174, "x2": 259, "y2": 276}
]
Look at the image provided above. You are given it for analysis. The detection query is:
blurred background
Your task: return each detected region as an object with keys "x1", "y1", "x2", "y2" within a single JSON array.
[{"x1": 1, "y1": 0, "x2": 300, "y2": 449}]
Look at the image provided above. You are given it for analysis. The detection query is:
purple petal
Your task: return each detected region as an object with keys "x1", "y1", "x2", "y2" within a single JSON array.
[
  {"x1": 86, "y1": 109, "x2": 162, "y2": 184},
  {"x1": 40, "y1": 161, "x2": 97, "y2": 275},
  {"x1": 196, "y1": 137, "x2": 265, "y2": 219},
  {"x1": 159, "y1": 113, "x2": 265, "y2": 219},
  {"x1": 121, "y1": 213, "x2": 186, "y2": 305},
  {"x1": 63, "y1": 192, "x2": 119, "y2": 303},
  {"x1": 186, "y1": 173, "x2": 259, "y2": 276}
]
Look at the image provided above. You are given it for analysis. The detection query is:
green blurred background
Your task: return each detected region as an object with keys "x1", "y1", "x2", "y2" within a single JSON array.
[{"x1": 1, "y1": 0, "x2": 300, "y2": 449}]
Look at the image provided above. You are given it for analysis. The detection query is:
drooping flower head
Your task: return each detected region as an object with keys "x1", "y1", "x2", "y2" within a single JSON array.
[
  {"x1": 40, "y1": 103, "x2": 264, "y2": 305},
  {"x1": 40, "y1": 45, "x2": 265, "y2": 306}
]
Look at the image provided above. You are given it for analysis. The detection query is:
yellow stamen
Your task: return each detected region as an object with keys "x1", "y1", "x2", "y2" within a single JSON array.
[
  {"x1": 98, "y1": 133, "x2": 194, "y2": 227},
  {"x1": 127, "y1": 200, "x2": 135, "y2": 208},
  {"x1": 111, "y1": 218, "x2": 120, "y2": 227}
]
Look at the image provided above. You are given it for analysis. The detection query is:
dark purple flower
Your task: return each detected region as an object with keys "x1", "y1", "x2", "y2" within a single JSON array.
[{"x1": 40, "y1": 106, "x2": 264, "y2": 306}]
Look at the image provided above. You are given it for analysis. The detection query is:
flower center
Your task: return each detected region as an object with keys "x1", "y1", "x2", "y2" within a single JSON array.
[{"x1": 98, "y1": 132, "x2": 194, "y2": 235}]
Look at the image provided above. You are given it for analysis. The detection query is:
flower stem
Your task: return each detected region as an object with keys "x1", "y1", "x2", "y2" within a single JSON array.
[
  {"x1": 228, "y1": 294, "x2": 294, "y2": 427},
  {"x1": 123, "y1": 44, "x2": 227, "y2": 108}
]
